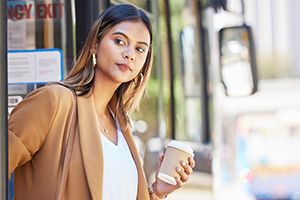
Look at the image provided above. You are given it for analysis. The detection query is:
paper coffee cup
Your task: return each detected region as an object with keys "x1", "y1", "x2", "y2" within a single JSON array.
[{"x1": 158, "y1": 140, "x2": 194, "y2": 185}]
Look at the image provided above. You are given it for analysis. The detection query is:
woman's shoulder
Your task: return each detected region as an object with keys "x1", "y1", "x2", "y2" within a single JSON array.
[
  {"x1": 26, "y1": 83, "x2": 75, "y2": 106},
  {"x1": 9, "y1": 83, "x2": 76, "y2": 124},
  {"x1": 46, "y1": 83, "x2": 75, "y2": 96}
]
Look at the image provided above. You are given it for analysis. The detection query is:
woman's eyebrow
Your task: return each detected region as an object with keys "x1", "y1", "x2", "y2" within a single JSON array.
[{"x1": 112, "y1": 31, "x2": 149, "y2": 47}]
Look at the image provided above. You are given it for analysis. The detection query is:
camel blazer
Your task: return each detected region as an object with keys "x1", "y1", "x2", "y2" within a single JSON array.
[{"x1": 9, "y1": 84, "x2": 150, "y2": 200}]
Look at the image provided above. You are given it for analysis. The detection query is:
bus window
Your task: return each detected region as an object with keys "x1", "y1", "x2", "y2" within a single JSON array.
[
  {"x1": 7, "y1": 0, "x2": 76, "y2": 111},
  {"x1": 7, "y1": 0, "x2": 76, "y2": 80}
]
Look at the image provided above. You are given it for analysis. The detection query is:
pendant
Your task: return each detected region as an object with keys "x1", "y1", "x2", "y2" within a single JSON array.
[{"x1": 104, "y1": 128, "x2": 108, "y2": 134}]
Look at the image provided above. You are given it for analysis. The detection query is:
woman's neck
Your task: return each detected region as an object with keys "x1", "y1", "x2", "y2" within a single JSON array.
[{"x1": 92, "y1": 73, "x2": 120, "y2": 115}]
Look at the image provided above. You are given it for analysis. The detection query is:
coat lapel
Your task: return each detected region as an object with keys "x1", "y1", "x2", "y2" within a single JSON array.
[
  {"x1": 77, "y1": 94, "x2": 103, "y2": 200},
  {"x1": 109, "y1": 96, "x2": 150, "y2": 200},
  {"x1": 77, "y1": 94, "x2": 149, "y2": 200},
  {"x1": 121, "y1": 127, "x2": 150, "y2": 200}
]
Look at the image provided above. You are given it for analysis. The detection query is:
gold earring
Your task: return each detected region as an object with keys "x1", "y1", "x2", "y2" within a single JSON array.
[
  {"x1": 93, "y1": 54, "x2": 97, "y2": 67},
  {"x1": 140, "y1": 72, "x2": 144, "y2": 84},
  {"x1": 133, "y1": 72, "x2": 144, "y2": 85}
]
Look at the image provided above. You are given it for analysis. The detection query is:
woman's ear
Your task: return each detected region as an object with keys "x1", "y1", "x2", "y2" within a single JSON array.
[{"x1": 90, "y1": 42, "x2": 99, "y2": 54}]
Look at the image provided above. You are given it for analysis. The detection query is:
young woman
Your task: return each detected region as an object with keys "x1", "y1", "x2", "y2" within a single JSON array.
[{"x1": 9, "y1": 4, "x2": 195, "y2": 200}]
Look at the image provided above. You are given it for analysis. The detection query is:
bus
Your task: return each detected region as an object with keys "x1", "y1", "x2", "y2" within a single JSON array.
[{"x1": 213, "y1": 78, "x2": 300, "y2": 200}]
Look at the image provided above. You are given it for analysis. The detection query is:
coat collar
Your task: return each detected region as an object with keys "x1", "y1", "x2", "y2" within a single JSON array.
[{"x1": 76, "y1": 93, "x2": 149, "y2": 200}]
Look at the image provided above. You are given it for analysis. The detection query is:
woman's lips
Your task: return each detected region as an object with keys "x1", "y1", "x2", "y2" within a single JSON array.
[{"x1": 117, "y1": 63, "x2": 132, "y2": 71}]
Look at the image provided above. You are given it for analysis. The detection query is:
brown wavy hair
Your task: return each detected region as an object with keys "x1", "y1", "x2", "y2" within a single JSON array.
[{"x1": 61, "y1": 4, "x2": 153, "y2": 128}]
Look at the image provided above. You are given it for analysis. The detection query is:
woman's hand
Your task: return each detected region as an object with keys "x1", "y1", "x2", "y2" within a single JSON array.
[{"x1": 152, "y1": 153, "x2": 195, "y2": 199}]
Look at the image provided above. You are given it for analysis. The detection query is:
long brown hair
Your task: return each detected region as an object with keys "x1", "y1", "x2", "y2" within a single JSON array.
[{"x1": 62, "y1": 4, "x2": 153, "y2": 128}]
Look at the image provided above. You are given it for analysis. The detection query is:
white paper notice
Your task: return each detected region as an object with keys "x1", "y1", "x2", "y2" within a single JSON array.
[{"x1": 8, "y1": 49, "x2": 63, "y2": 84}]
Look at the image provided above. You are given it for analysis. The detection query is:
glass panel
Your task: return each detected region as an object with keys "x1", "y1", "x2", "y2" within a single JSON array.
[
  {"x1": 110, "y1": 0, "x2": 151, "y2": 12},
  {"x1": 168, "y1": 0, "x2": 202, "y2": 142},
  {"x1": 7, "y1": 0, "x2": 76, "y2": 110},
  {"x1": 7, "y1": 0, "x2": 75, "y2": 79}
]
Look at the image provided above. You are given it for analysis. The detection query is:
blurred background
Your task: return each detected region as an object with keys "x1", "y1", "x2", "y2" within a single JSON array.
[{"x1": 4, "y1": 0, "x2": 300, "y2": 199}]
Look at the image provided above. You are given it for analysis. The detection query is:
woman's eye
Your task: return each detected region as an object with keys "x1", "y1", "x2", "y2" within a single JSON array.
[
  {"x1": 115, "y1": 38, "x2": 125, "y2": 45},
  {"x1": 136, "y1": 47, "x2": 145, "y2": 53}
]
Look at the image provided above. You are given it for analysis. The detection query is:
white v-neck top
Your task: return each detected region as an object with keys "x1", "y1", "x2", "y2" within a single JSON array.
[{"x1": 100, "y1": 126, "x2": 138, "y2": 200}]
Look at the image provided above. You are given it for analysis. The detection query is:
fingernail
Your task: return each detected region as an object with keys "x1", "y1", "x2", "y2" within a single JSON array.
[
  {"x1": 181, "y1": 161, "x2": 186, "y2": 166},
  {"x1": 177, "y1": 167, "x2": 182, "y2": 172}
]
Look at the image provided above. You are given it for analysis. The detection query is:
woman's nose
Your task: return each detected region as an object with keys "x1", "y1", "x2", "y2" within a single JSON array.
[{"x1": 123, "y1": 47, "x2": 135, "y2": 61}]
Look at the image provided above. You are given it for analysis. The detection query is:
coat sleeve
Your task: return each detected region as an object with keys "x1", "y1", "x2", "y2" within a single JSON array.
[{"x1": 8, "y1": 86, "x2": 61, "y2": 179}]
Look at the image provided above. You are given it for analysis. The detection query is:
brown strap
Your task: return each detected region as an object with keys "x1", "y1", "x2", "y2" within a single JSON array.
[{"x1": 56, "y1": 84, "x2": 77, "y2": 200}]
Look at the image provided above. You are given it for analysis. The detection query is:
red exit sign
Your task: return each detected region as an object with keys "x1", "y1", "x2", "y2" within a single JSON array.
[{"x1": 8, "y1": 3, "x2": 65, "y2": 20}]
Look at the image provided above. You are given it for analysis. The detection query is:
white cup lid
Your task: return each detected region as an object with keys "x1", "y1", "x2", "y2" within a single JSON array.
[{"x1": 166, "y1": 140, "x2": 194, "y2": 157}]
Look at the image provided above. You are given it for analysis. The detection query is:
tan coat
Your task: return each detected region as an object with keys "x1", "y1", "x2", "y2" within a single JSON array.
[{"x1": 9, "y1": 84, "x2": 150, "y2": 200}]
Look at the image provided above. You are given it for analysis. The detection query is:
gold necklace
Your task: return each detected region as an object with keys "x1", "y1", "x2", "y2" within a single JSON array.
[{"x1": 97, "y1": 109, "x2": 109, "y2": 134}]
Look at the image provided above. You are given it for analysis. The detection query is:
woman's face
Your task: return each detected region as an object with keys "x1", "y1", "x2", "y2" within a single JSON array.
[{"x1": 94, "y1": 20, "x2": 151, "y2": 84}]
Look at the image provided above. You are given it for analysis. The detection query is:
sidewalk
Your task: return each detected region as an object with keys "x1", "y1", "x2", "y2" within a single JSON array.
[
  {"x1": 166, "y1": 186, "x2": 256, "y2": 200},
  {"x1": 167, "y1": 187, "x2": 213, "y2": 200}
]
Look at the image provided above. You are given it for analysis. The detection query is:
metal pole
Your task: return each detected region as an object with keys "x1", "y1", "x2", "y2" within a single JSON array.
[
  {"x1": 99, "y1": 0, "x2": 110, "y2": 15},
  {"x1": 152, "y1": 0, "x2": 164, "y2": 139},
  {"x1": 197, "y1": 1, "x2": 210, "y2": 143},
  {"x1": 164, "y1": 0, "x2": 175, "y2": 139},
  {"x1": 0, "y1": 0, "x2": 8, "y2": 199}
]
